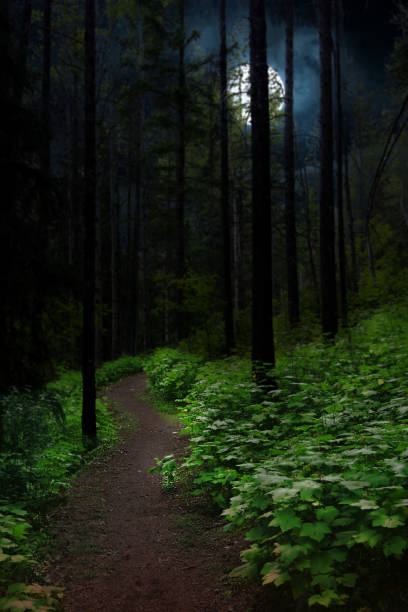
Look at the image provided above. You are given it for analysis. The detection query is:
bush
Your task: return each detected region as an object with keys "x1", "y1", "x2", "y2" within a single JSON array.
[
  {"x1": 0, "y1": 354, "x2": 144, "y2": 607},
  {"x1": 147, "y1": 301, "x2": 408, "y2": 608},
  {"x1": 144, "y1": 348, "x2": 203, "y2": 402}
]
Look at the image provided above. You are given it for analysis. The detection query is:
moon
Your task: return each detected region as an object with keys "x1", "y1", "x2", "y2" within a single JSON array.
[{"x1": 229, "y1": 63, "x2": 285, "y2": 124}]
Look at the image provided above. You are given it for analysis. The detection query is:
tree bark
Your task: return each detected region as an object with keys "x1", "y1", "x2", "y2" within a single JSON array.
[
  {"x1": 344, "y1": 146, "x2": 358, "y2": 293},
  {"x1": 41, "y1": 0, "x2": 51, "y2": 177},
  {"x1": 15, "y1": 0, "x2": 32, "y2": 104},
  {"x1": 220, "y1": 0, "x2": 235, "y2": 354},
  {"x1": 250, "y1": 0, "x2": 275, "y2": 384},
  {"x1": 318, "y1": 0, "x2": 338, "y2": 339},
  {"x1": 82, "y1": 0, "x2": 96, "y2": 441},
  {"x1": 284, "y1": 0, "x2": 300, "y2": 328},
  {"x1": 110, "y1": 130, "x2": 120, "y2": 360},
  {"x1": 334, "y1": 0, "x2": 347, "y2": 327},
  {"x1": 176, "y1": 0, "x2": 186, "y2": 341}
]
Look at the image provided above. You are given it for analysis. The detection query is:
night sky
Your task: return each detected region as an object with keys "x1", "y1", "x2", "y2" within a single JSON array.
[{"x1": 186, "y1": 0, "x2": 399, "y2": 134}]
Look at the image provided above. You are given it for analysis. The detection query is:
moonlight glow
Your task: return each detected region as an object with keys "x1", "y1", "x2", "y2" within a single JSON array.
[{"x1": 229, "y1": 63, "x2": 285, "y2": 124}]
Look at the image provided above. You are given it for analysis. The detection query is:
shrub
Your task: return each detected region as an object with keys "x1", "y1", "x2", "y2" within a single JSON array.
[{"x1": 147, "y1": 301, "x2": 408, "y2": 608}]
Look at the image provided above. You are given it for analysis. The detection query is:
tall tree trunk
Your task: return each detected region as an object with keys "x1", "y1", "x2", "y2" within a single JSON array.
[
  {"x1": 300, "y1": 160, "x2": 320, "y2": 309},
  {"x1": 131, "y1": 1, "x2": 144, "y2": 355},
  {"x1": 220, "y1": 0, "x2": 235, "y2": 354},
  {"x1": 344, "y1": 146, "x2": 358, "y2": 293},
  {"x1": 284, "y1": 0, "x2": 299, "y2": 328},
  {"x1": 232, "y1": 190, "x2": 242, "y2": 312},
  {"x1": 250, "y1": 0, "x2": 275, "y2": 384},
  {"x1": 334, "y1": 0, "x2": 347, "y2": 327},
  {"x1": 95, "y1": 169, "x2": 103, "y2": 366},
  {"x1": 318, "y1": 0, "x2": 337, "y2": 339},
  {"x1": 82, "y1": 0, "x2": 96, "y2": 441},
  {"x1": 126, "y1": 137, "x2": 133, "y2": 354},
  {"x1": 15, "y1": 0, "x2": 32, "y2": 104},
  {"x1": 176, "y1": 0, "x2": 186, "y2": 341},
  {"x1": 110, "y1": 130, "x2": 119, "y2": 360},
  {"x1": 41, "y1": 0, "x2": 51, "y2": 177}
]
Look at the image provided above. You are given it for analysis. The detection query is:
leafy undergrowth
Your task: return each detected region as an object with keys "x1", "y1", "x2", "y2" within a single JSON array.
[
  {"x1": 147, "y1": 300, "x2": 408, "y2": 610},
  {"x1": 0, "y1": 354, "x2": 144, "y2": 611}
]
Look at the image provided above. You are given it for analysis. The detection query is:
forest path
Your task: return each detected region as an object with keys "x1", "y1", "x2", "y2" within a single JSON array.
[{"x1": 45, "y1": 373, "x2": 267, "y2": 612}]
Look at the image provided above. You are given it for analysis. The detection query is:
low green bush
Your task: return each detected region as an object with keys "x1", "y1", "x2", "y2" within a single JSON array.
[
  {"x1": 144, "y1": 348, "x2": 203, "y2": 402},
  {"x1": 148, "y1": 301, "x2": 408, "y2": 608},
  {"x1": 0, "y1": 354, "x2": 144, "y2": 608}
]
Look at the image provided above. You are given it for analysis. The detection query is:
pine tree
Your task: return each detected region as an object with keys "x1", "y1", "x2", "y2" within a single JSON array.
[
  {"x1": 220, "y1": 0, "x2": 235, "y2": 354},
  {"x1": 283, "y1": 0, "x2": 299, "y2": 327},
  {"x1": 82, "y1": 0, "x2": 97, "y2": 441},
  {"x1": 318, "y1": 0, "x2": 337, "y2": 338},
  {"x1": 250, "y1": 0, "x2": 275, "y2": 383}
]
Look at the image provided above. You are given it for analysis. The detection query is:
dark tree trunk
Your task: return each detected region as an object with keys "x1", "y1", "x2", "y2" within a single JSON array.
[
  {"x1": 15, "y1": 0, "x2": 32, "y2": 104},
  {"x1": 130, "y1": 2, "x2": 144, "y2": 355},
  {"x1": 300, "y1": 160, "x2": 320, "y2": 310},
  {"x1": 176, "y1": 0, "x2": 186, "y2": 341},
  {"x1": 126, "y1": 138, "x2": 133, "y2": 354},
  {"x1": 41, "y1": 0, "x2": 51, "y2": 177},
  {"x1": 284, "y1": 0, "x2": 299, "y2": 328},
  {"x1": 318, "y1": 0, "x2": 338, "y2": 339},
  {"x1": 110, "y1": 130, "x2": 120, "y2": 360},
  {"x1": 82, "y1": 0, "x2": 96, "y2": 441},
  {"x1": 220, "y1": 0, "x2": 235, "y2": 354},
  {"x1": 344, "y1": 146, "x2": 358, "y2": 293},
  {"x1": 250, "y1": 0, "x2": 275, "y2": 384},
  {"x1": 334, "y1": 0, "x2": 347, "y2": 328}
]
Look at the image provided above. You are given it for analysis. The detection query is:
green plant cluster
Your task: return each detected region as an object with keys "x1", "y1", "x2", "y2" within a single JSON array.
[
  {"x1": 148, "y1": 301, "x2": 408, "y2": 608},
  {"x1": 0, "y1": 504, "x2": 64, "y2": 611},
  {"x1": 0, "y1": 354, "x2": 143, "y2": 609},
  {"x1": 144, "y1": 348, "x2": 203, "y2": 402}
]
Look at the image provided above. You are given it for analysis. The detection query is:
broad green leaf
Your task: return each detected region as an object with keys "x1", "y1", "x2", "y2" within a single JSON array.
[
  {"x1": 311, "y1": 574, "x2": 337, "y2": 589},
  {"x1": 269, "y1": 509, "x2": 301, "y2": 532},
  {"x1": 371, "y1": 513, "x2": 404, "y2": 528},
  {"x1": 383, "y1": 535, "x2": 407, "y2": 556},
  {"x1": 271, "y1": 487, "x2": 299, "y2": 502},
  {"x1": 246, "y1": 527, "x2": 266, "y2": 542},
  {"x1": 262, "y1": 565, "x2": 290, "y2": 586},
  {"x1": 350, "y1": 499, "x2": 379, "y2": 510},
  {"x1": 354, "y1": 529, "x2": 382, "y2": 548},
  {"x1": 274, "y1": 543, "x2": 307, "y2": 565},
  {"x1": 338, "y1": 573, "x2": 358, "y2": 587},
  {"x1": 308, "y1": 590, "x2": 339, "y2": 608},
  {"x1": 334, "y1": 530, "x2": 358, "y2": 548},
  {"x1": 300, "y1": 522, "x2": 331, "y2": 542},
  {"x1": 316, "y1": 506, "x2": 340, "y2": 523}
]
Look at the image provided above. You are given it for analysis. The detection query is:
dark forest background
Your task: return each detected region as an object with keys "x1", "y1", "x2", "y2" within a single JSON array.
[{"x1": 2, "y1": 0, "x2": 408, "y2": 392}]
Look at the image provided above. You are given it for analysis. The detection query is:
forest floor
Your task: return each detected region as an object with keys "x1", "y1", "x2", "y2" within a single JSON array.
[{"x1": 44, "y1": 373, "x2": 281, "y2": 612}]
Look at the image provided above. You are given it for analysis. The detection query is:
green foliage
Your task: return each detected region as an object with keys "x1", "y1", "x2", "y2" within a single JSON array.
[
  {"x1": 0, "y1": 355, "x2": 143, "y2": 607},
  {"x1": 95, "y1": 356, "x2": 145, "y2": 388},
  {"x1": 0, "y1": 504, "x2": 63, "y2": 610},
  {"x1": 147, "y1": 301, "x2": 408, "y2": 607},
  {"x1": 150, "y1": 454, "x2": 179, "y2": 491},
  {"x1": 144, "y1": 348, "x2": 203, "y2": 402}
]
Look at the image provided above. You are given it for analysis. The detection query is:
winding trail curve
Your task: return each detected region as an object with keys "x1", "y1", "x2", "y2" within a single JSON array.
[{"x1": 46, "y1": 373, "x2": 265, "y2": 612}]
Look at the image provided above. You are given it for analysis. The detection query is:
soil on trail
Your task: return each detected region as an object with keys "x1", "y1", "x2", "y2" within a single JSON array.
[{"x1": 45, "y1": 373, "x2": 273, "y2": 612}]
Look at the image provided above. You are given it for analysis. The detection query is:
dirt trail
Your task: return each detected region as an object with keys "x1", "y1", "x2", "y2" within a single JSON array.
[{"x1": 46, "y1": 373, "x2": 267, "y2": 612}]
